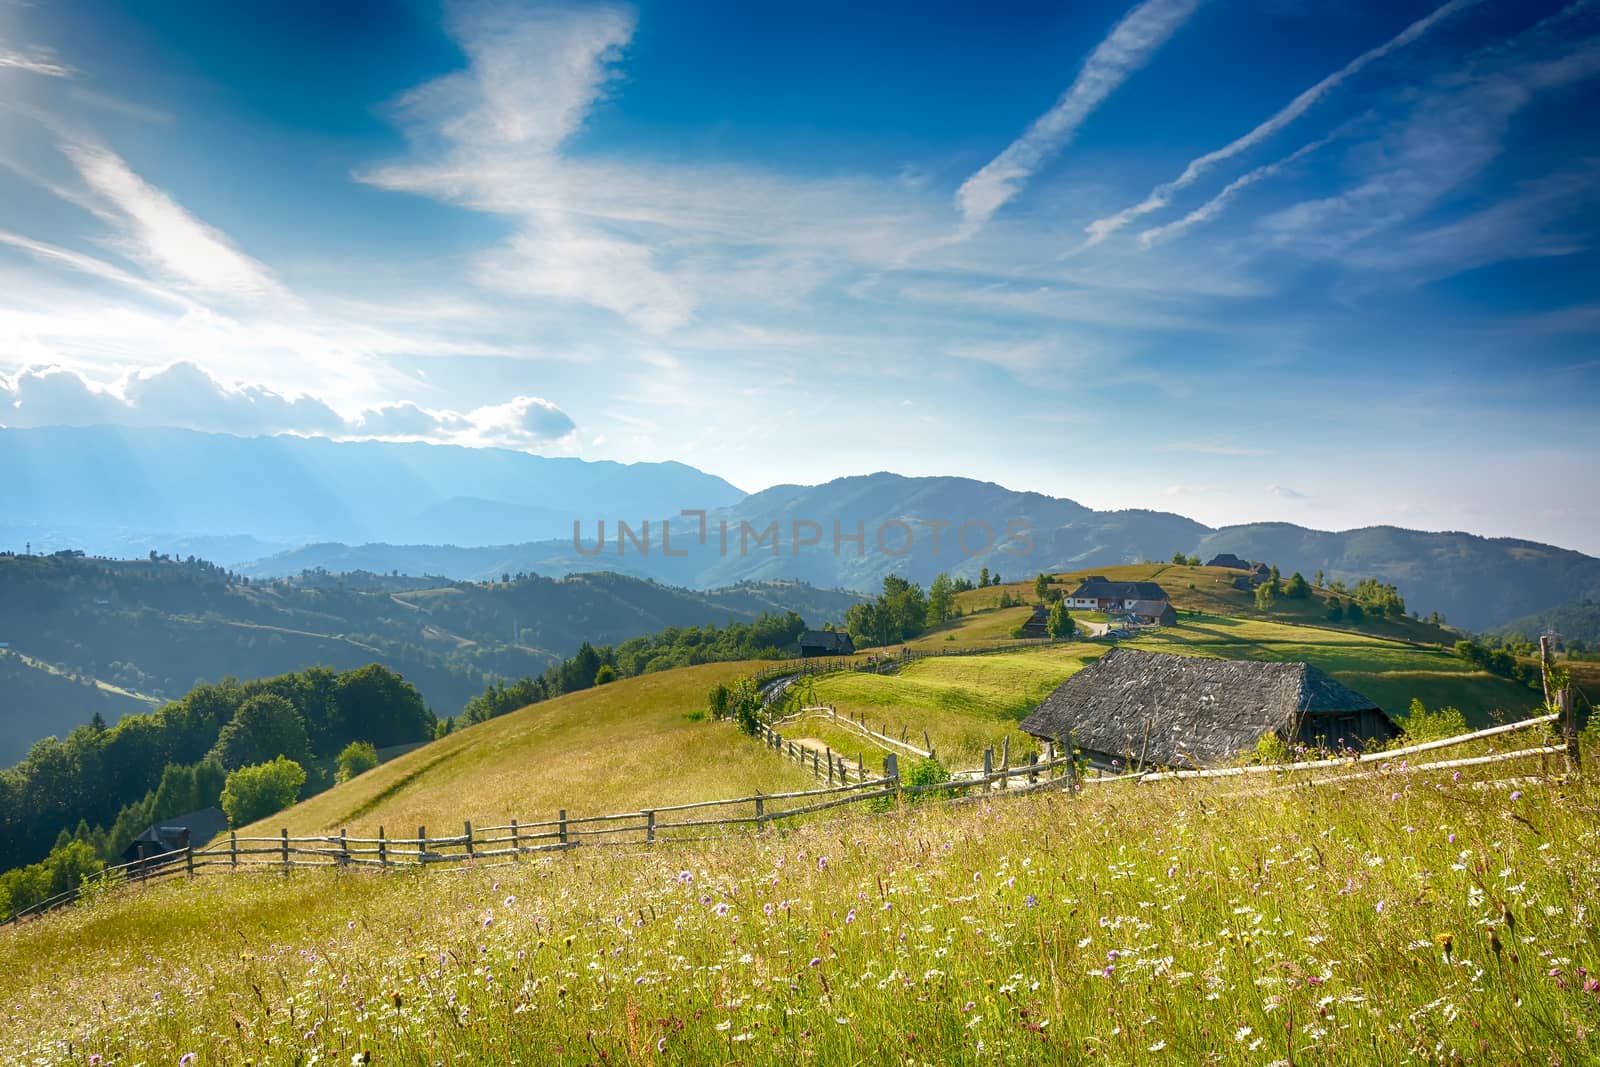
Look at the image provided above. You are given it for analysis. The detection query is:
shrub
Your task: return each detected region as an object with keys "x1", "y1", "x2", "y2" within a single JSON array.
[
  {"x1": 707, "y1": 683, "x2": 731, "y2": 720},
  {"x1": 1400, "y1": 698, "x2": 1467, "y2": 743},
  {"x1": 335, "y1": 740, "x2": 379, "y2": 783},
  {"x1": 594, "y1": 664, "x2": 617, "y2": 686},
  {"x1": 1253, "y1": 733, "x2": 1288, "y2": 765},
  {"x1": 220, "y1": 757, "x2": 307, "y2": 828}
]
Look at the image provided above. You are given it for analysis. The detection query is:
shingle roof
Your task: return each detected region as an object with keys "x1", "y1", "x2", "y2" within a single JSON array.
[
  {"x1": 1067, "y1": 579, "x2": 1169, "y2": 601},
  {"x1": 1019, "y1": 649, "x2": 1383, "y2": 767}
]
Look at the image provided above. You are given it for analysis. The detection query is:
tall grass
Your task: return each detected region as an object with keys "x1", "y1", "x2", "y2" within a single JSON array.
[{"x1": 3, "y1": 750, "x2": 1594, "y2": 1064}]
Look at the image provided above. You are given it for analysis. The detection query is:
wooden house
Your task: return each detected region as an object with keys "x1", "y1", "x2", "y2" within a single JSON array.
[
  {"x1": 1019, "y1": 649, "x2": 1398, "y2": 769},
  {"x1": 799, "y1": 630, "x2": 854, "y2": 658}
]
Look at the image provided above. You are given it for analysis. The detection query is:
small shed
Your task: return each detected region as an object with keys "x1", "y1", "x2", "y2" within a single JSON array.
[
  {"x1": 121, "y1": 806, "x2": 229, "y2": 867},
  {"x1": 1019, "y1": 605, "x2": 1050, "y2": 638},
  {"x1": 1126, "y1": 599, "x2": 1177, "y2": 626},
  {"x1": 1019, "y1": 649, "x2": 1397, "y2": 769},
  {"x1": 1206, "y1": 553, "x2": 1252, "y2": 570},
  {"x1": 799, "y1": 630, "x2": 855, "y2": 658}
]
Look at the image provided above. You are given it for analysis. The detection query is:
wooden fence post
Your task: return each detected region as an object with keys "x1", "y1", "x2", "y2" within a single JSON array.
[
  {"x1": 827, "y1": 749, "x2": 835, "y2": 784},
  {"x1": 185, "y1": 842, "x2": 194, "y2": 878},
  {"x1": 1560, "y1": 688, "x2": 1582, "y2": 777},
  {"x1": 1000, "y1": 736, "x2": 1011, "y2": 790},
  {"x1": 983, "y1": 748, "x2": 993, "y2": 790},
  {"x1": 1027, "y1": 752, "x2": 1038, "y2": 785},
  {"x1": 340, "y1": 828, "x2": 349, "y2": 866},
  {"x1": 280, "y1": 828, "x2": 289, "y2": 870},
  {"x1": 558, "y1": 810, "x2": 568, "y2": 847},
  {"x1": 417, "y1": 826, "x2": 426, "y2": 865},
  {"x1": 857, "y1": 752, "x2": 864, "y2": 781},
  {"x1": 510, "y1": 818, "x2": 520, "y2": 855},
  {"x1": 230, "y1": 830, "x2": 238, "y2": 870},
  {"x1": 464, "y1": 821, "x2": 474, "y2": 860},
  {"x1": 378, "y1": 826, "x2": 387, "y2": 869},
  {"x1": 645, "y1": 810, "x2": 656, "y2": 844},
  {"x1": 754, "y1": 795, "x2": 764, "y2": 831},
  {"x1": 884, "y1": 753, "x2": 899, "y2": 794}
]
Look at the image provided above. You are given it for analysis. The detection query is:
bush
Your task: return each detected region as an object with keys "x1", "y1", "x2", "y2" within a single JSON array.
[
  {"x1": 1400, "y1": 698, "x2": 1468, "y2": 743},
  {"x1": 594, "y1": 664, "x2": 617, "y2": 686},
  {"x1": 220, "y1": 757, "x2": 307, "y2": 828},
  {"x1": 707, "y1": 683, "x2": 731, "y2": 720},
  {"x1": 335, "y1": 741, "x2": 379, "y2": 784}
]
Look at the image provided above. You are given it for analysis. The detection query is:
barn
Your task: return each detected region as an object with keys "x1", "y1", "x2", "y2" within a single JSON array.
[
  {"x1": 121, "y1": 806, "x2": 229, "y2": 868},
  {"x1": 1019, "y1": 649, "x2": 1398, "y2": 769},
  {"x1": 798, "y1": 629, "x2": 855, "y2": 658}
]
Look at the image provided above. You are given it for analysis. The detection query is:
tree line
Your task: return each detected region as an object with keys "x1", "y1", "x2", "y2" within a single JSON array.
[{"x1": 0, "y1": 663, "x2": 434, "y2": 917}]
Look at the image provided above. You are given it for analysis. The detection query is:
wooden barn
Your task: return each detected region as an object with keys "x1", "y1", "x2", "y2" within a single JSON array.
[
  {"x1": 121, "y1": 806, "x2": 228, "y2": 868},
  {"x1": 1019, "y1": 649, "x2": 1398, "y2": 769},
  {"x1": 799, "y1": 629, "x2": 854, "y2": 658},
  {"x1": 1019, "y1": 605, "x2": 1051, "y2": 638}
]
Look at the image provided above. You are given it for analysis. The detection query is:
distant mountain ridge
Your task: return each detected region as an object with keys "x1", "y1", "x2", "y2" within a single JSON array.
[
  {"x1": 3, "y1": 427, "x2": 1596, "y2": 632},
  {"x1": 242, "y1": 473, "x2": 1600, "y2": 632},
  {"x1": 0, "y1": 425, "x2": 745, "y2": 559}
]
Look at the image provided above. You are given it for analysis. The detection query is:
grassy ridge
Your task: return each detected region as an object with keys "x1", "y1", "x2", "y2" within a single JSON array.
[
  {"x1": 247, "y1": 660, "x2": 815, "y2": 839},
  {"x1": 3, "y1": 753, "x2": 1593, "y2": 1064}
]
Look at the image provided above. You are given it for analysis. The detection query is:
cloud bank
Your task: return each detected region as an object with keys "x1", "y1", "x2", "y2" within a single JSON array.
[{"x1": 0, "y1": 363, "x2": 578, "y2": 450}]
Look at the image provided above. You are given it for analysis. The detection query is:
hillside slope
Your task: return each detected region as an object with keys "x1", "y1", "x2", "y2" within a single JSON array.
[{"x1": 245, "y1": 659, "x2": 815, "y2": 838}]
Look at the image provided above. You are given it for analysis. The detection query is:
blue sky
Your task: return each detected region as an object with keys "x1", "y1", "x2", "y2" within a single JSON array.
[{"x1": 1, "y1": 0, "x2": 1597, "y2": 552}]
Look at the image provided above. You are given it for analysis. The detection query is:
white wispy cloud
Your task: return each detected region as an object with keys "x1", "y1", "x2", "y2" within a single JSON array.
[
  {"x1": 1136, "y1": 134, "x2": 1335, "y2": 247},
  {"x1": 954, "y1": 0, "x2": 1202, "y2": 235},
  {"x1": 1084, "y1": 0, "x2": 1481, "y2": 247},
  {"x1": 0, "y1": 41, "x2": 72, "y2": 78},
  {"x1": 1258, "y1": 25, "x2": 1600, "y2": 262},
  {"x1": 61, "y1": 140, "x2": 289, "y2": 301}
]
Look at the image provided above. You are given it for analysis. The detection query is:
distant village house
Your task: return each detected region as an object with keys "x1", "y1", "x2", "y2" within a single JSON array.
[
  {"x1": 1205, "y1": 553, "x2": 1252, "y2": 570},
  {"x1": 799, "y1": 630, "x2": 854, "y2": 658},
  {"x1": 1020, "y1": 649, "x2": 1398, "y2": 770},
  {"x1": 1065, "y1": 578, "x2": 1171, "y2": 615}
]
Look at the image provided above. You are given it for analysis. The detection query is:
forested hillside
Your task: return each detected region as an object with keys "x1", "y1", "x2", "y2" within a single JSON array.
[{"x1": 0, "y1": 554, "x2": 860, "y2": 760}]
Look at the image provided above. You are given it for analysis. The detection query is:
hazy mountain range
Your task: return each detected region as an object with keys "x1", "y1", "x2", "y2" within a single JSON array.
[
  {"x1": 0, "y1": 425, "x2": 743, "y2": 558},
  {"x1": 5, "y1": 426, "x2": 1598, "y2": 633}
]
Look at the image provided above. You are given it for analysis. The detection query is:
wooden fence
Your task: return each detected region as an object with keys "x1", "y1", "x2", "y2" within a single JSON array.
[{"x1": 7, "y1": 696, "x2": 1578, "y2": 927}]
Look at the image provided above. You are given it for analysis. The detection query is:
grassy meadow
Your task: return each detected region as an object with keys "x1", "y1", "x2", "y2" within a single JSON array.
[
  {"x1": 245, "y1": 660, "x2": 816, "y2": 840},
  {"x1": 3, "y1": 748, "x2": 1594, "y2": 1065},
  {"x1": 800, "y1": 645, "x2": 1102, "y2": 766}
]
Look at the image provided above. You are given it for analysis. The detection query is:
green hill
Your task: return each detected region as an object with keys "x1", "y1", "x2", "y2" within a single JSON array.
[{"x1": 254, "y1": 659, "x2": 814, "y2": 839}]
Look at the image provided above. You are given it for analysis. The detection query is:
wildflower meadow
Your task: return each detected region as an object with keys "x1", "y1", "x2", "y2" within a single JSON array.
[{"x1": 1, "y1": 748, "x2": 1595, "y2": 1065}]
